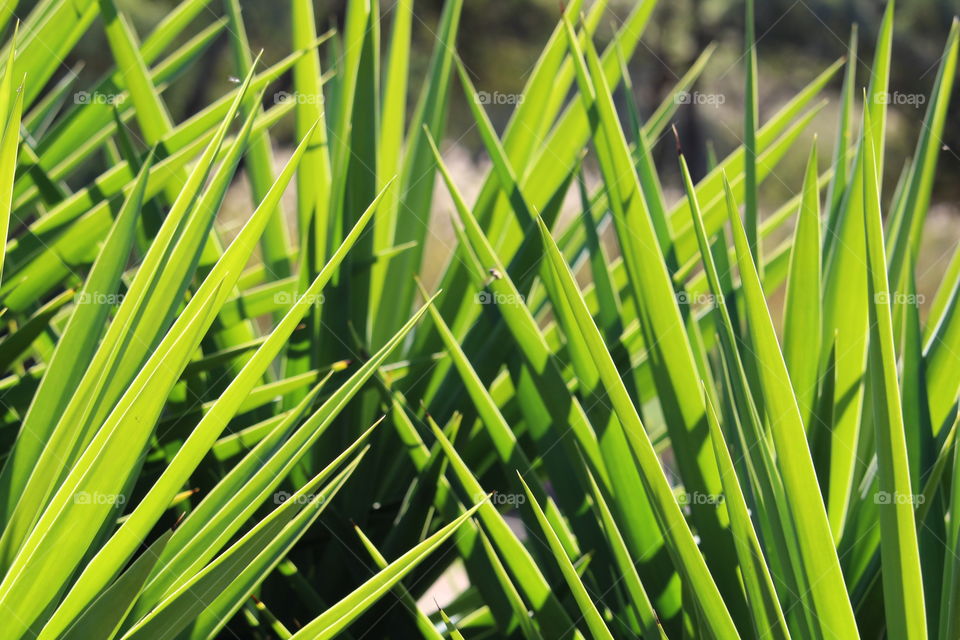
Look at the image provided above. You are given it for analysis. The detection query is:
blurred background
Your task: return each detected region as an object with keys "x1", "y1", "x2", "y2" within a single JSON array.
[{"x1": 62, "y1": 0, "x2": 960, "y2": 301}]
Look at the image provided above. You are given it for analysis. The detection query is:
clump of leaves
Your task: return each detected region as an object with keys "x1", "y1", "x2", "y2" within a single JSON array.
[{"x1": 0, "y1": 0, "x2": 957, "y2": 638}]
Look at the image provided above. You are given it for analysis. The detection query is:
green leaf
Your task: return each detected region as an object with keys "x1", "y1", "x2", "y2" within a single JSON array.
[
  {"x1": 783, "y1": 139, "x2": 822, "y2": 425},
  {"x1": 372, "y1": 0, "x2": 463, "y2": 344},
  {"x1": 40, "y1": 171, "x2": 394, "y2": 639},
  {"x1": 535, "y1": 211, "x2": 738, "y2": 637},
  {"x1": 288, "y1": 499, "x2": 486, "y2": 640},
  {"x1": 743, "y1": 0, "x2": 760, "y2": 266},
  {"x1": 724, "y1": 173, "x2": 860, "y2": 637},
  {"x1": 861, "y1": 107, "x2": 927, "y2": 640},
  {"x1": 120, "y1": 451, "x2": 365, "y2": 640},
  {"x1": 703, "y1": 387, "x2": 790, "y2": 640},
  {"x1": 439, "y1": 608, "x2": 466, "y2": 640},
  {"x1": 517, "y1": 473, "x2": 613, "y2": 640},
  {"x1": 0, "y1": 278, "x2": 226, "y2": 637},
  {"x1": 59, "y1": 531, "x2": 172, "y2": 640},
  {"x1": 354, "y1": 524, "x2": 444, "y2": 640},
  {"x1": 224, "y1": 0, "x2": 291, "y2": 279},
  {"x1": 427, "y1": 416, "x2": 579, "y2": 639},
  {"x1": 0, "y1": 150, "x2": 152, "y2": 520},
  {"x1": 0, "y1": 50, "x2": 20, "y2": 285},
  {"x1": 561, "y1": 15, "x2": 741, "y2": 610}
]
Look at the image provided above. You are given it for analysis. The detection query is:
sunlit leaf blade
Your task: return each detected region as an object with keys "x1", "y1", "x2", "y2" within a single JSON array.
[
  {"x1": 427, "y1": 417, "x2": 580, "y2": 639},
  {"x1": 702, "y1": 387, "x2": 790, "y2": 640},
  {"x1": 783, "y1": 140, "x2": 822, "y2": 426},
  {"x1": 224, "y1": 0, "x2": 291, "y2": 279},
  {"x1": 724, "y1": 173, "x2": 859, "y2": 637},
  {"x1": 372, "y1": 0, "x2": 463, "y2": 344},
  {"x1": 517, "y1": 473, "x2": 613, "y2": 640},
  {"x1": 288, "y1": 500, "x2": 486, "y2": 640},
  {"x1": 0, "y1": 74, "x2": 20, "y2": 285},
  {"x1": 59, "y1": 531, "x2": 172, "y2": 640},
  {"x1": 120, "y1": 451, "x2": 365, "y2": 640},
  {"x1": 862, "y1": 107, "x2": 927, "y2": 640},
  {"x1": 354, "y1": 524, "x2": 444, "y2": 640},
  {"x1": 535, "y1": 213, "x2": 739, "y2": 637},
  {"x1": 0, "y1": 150, "x2": 152, "y2": 519},
  {"x1": 40, "y1": 168, "x2": 394, "y2": 640},
  {"x1": 743, "y1": 0, "x2": 759, "y2": 266}
]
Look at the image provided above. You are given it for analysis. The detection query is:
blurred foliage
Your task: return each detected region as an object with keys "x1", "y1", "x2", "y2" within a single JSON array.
[{"x1": 51, "y1": 0, "x2": 960, "y2": 203}]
